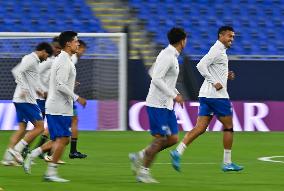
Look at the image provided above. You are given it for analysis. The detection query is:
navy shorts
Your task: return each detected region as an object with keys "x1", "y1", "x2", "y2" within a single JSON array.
[
  {"x1": 198, "y1": 97, "x2": 233, "y2": 117},
  {"x1": 36, "y1": 99, "x2": 46, "y2": 118},
  {"x1": 146, "y1": 106, "x2": 178, "y2": 136},
  {"x1": 14, "y1": 102, "x2": 43, "y2": 123},
  {"x1": 46, "y1": 114, "x2": 72, "y2": 141}
]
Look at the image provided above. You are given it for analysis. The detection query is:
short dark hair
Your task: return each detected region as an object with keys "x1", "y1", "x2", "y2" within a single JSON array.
[
  {"x1": 78, "y1": 40, "x2": 87, "y2": 48},
  {"x1": 52, "y1": 36, "x2": 60, "y2": 43},
  {"x1": 36, "y1": 42, "x2": 53, "y2": 56},
  {"x1": 167, "y1": 27, "x2": 187, "y2": 45},
  {"x1": 218, "y1": 26, "x2": 234, "y2": 39},
  {"x1": 58, "y1": 31, "x2": 77, "y2": 48}
]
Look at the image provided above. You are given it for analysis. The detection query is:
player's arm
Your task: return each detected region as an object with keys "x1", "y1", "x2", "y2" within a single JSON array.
[
  {"x1": 196, "y1": 51, "x2": 222, "y2": 90},
  {"x1": 151, "y1": 56, "x2": 178, "y2": 99},
  {"x1": 55, "y1": 63, "x2": 86, "y2": 107},
  {"x1": 11, "y1": 56, "x2": 32, "y2": 94}
]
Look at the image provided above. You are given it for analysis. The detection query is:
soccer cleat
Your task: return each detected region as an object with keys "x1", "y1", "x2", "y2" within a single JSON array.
[
  {"x1": 222, "y1": 163, "x2": 244, "y2": 172},
  {"x1": 136, "y1": 172, "x2": 159, "y2": 183},
  {"x1": 21, "y1": 146, "x2": 30, "y2": 159},
  {"x1": 170, "y1": 150, "x2": 181, "y2": 172},
  {"x1": 8, "y1": 148, "x2": 24, "y2": 165},
  {"x1": 129, "y1": 153, "x2": 142, "y2": 175},
  {"x1": 23, "y1": 153, "x2": 32, "y2": 174},
  {"x1": 44, "y1": 154, "x2": 52, "y2": 162},
  {"x1": 1, "y1": 160, "x2": 21, "y2": 167},
  {"x1": 44, "y1": 175, "x2": 70, "y2": 182},
  {"x1": 44, "y1": 155, "x2": 66, "y2": 164},
  {"x1": 69, "y1": 151, "x2": 87, "y2": 159}
]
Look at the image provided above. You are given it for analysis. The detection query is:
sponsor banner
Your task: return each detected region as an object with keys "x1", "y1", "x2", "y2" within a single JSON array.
[
  {"x1": 129, "y1": 101, "x2": 284, "y2": 131},
  {"x1": 0, "y1": 100, "x2": 98, "y2": 131}
]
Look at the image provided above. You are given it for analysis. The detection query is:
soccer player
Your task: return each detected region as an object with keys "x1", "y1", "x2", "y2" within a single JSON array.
[
  {"x1": 170, "y1": 26, "x2": 244, "y2": 172},
  {"x1": 129, "y1": 27, "x2": 187, "y2": 183},
  {"x1": 34, "y1": 36, "x2": 62, "y2": 151},
  {"x1": 2, "y1": 42, "x2": 53, "y2": 165},
  {"x1": 69, "y1": 40, "x2": 88, "y2": 159},
  {"x1": 43, "y1": 31, "x2": 86, "y2": 182},
  {"x1": 29, "y1": 39, "x2": 87, "y2": 164}
]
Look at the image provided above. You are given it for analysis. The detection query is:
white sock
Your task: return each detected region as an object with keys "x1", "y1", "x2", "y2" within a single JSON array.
[
  {"x1": 223, "y1": 149, "x2": 232, "y2": 164},
  {"x1": 14, "y1": 139, "x2": 28, "y2": 153},
  {"x1": 176, "y1": 142, "x2": 187, "y2": 155},
  {"x1": 46, "y1": 163, "x2": 58, "y2": 176},
  {"x1": 30, "y1": 147, "x2": 43, "y2": 159},
  {"x1": 138, "y1": 149, "x2": 145, "y2": 159},
  {"x1": 3, "y1": 149, "x2": 13, "y2": 161}
]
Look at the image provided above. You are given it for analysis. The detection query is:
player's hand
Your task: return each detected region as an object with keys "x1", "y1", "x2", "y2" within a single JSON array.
[
  {"x1": 214, "y1": 82, "x2": 223, "y2": 91},
  {"x1": 174, "y1": 94, "x2": 184, "y2": 108},
  {"x1": 75, "y1": 81, "x2": 80, "y2": 87},
  {"x1": 36, "y1": 90, "x2": 45, "y2": 98},
  {"x1": 77, "y1": 96, "x2": 87, "y2": 108},
  {"x1": 43, "y1": 92, "x2": 48, "y2": 99},
  {"x1": 228, "y1": 71, "x2": 235, "y2": 80},
  {"x1": 19, "y1": 90, "x2": 28, "y2": 98}
]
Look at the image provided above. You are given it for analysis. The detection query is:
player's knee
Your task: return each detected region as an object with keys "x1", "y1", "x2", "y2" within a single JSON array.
[
  {"x1": 66, "y1": 138, "x2": 70, "y2": 145},
  {"x1": 36, "y1": 126, "x2": 45, "y2": 134},
  {"x1": 169, "y1": 136, "x2": 179, "y2": 145},
  {"x1": 158, "y1": 137, "x2": 168, "y2": 146}
]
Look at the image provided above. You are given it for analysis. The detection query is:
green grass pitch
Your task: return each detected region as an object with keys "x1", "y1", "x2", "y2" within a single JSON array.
[{"x1": 0, "y1": 131, "x2": 284, "y2": 191}]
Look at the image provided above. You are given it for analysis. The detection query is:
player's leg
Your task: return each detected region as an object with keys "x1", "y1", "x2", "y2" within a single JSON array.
[
  {"x1": 9, "y1": 104, "x2": 44, "y2": 164},
  {"x1": 44, "y1": 115, "x2": 71, "y2": 182},
  {"x1": 44, "y1": 137, "x2": 70, "y2": 182},
  {"x1": 135, "y1": 107, "x2": 172, "y2": 183},
  {"x1": 134, "y1": 109, "x2": 179, "y2": 162},
  {"x1": 218, "y1": 115, "x2": 243, "y2": 171},
  {"x1": 2, "y1": 122, "x2": 26, "y2": 166},
  {"x1": 34, "y1": 128, "x2": 50, "y2": 159},
  {"x1": 69, "y1": 104, "x2": 87, "y2": 159},
  {"x1": 33, "y1": 99, "x2": 51, "y2": 158},
  {"x1": 34, "y1": 128, "x2": 49, "y2": 149},
  {"x1": 170, "y1": 116, "x2": 212, "y2": 171},
  {"x1": 171, "y1": 97, "x2": 213, "y2": 171},
  {"x1": 9, "y1": 120, "x2": 44, "y2": 164},
  {"x1": 23, "y1": 140, "x2": 53, "y2": 174},
  {"x1": 214, "y1": 98, "x2": 243, "y2": 171}
]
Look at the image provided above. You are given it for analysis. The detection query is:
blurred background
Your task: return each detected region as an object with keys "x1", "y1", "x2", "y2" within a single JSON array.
[{"x1": 0, "y1": 0, "x2": 283, "y2": 132}]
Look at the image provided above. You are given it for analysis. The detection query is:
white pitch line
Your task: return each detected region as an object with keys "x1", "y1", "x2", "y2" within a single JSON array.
[
  {"x1": 155, "y1": 162, "x2": 218, "y2": 165},
  {"x1": 102, "y1": 162, "x2": 218, "y2": 165},
  {"x1": 257, "y1": 156, "x2": 284, "y2": 163}
]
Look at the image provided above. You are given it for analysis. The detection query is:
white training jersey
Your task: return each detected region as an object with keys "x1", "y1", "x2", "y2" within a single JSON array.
[
  {"x1": 197, "y1": 40, "x2": 229, "y2": 98},
  {"x1": 46, "y1": 51, "x2": 78, "y2": 116},
  {"x1": 71, "y1": 54, "x2": 78, "y2": 65},
  {"x1": 12, "y1": 52, "x2": 42, "y2": 104},
  {"x1": 146, "y1": 44, "x2": 180, "y2": 110},
  {"x1": 38, "y1": 56, "x2": 55, "y2": 100}
]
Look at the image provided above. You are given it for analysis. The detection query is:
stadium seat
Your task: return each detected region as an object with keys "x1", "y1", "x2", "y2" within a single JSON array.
[{"x1": 128, "y1": 0, "x2": 284, "y2": 56}]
